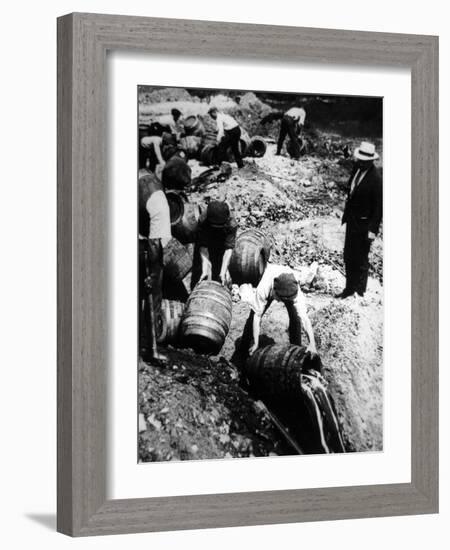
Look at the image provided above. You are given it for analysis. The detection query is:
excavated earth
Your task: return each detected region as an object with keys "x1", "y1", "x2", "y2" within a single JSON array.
[{"x1": 139, "y1": 90, "x2": 384, "y2": 460}]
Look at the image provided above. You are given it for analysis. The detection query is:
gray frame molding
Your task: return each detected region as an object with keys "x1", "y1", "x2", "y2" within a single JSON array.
[{"x1": 57, "y1": 12, "x2": 438, "y2": 537}]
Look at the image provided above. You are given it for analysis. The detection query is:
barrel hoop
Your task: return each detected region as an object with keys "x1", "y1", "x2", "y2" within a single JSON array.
[
  {"x1": 181, "y1": 323, "x2": 225, "y2": 341},
  {"x1": 184, "y1": 300, "x2": 232, "y2": 319},
  {"x1": 181, "y1": 312, "x2": 230, "y2": 335},
  {"x1": 188, "y1": 290, "x2": 232, "y2": 313},
  {"x1": 189, "y1": 288, "x2": 232, "y2": 306}
]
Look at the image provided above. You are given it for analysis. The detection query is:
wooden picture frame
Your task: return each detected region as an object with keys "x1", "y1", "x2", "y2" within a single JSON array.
[{"x1": 57, "y1": 12, "x2": 438, "y2": 536}]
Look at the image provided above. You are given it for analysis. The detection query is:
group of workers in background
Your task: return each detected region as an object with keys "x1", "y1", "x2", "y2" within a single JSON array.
[
  {"x1": 139, "y1": 102, "x2": 382, "y2": 362},
  {"x1": 139, "y1": 106, "x2": 244, "y2": 175}
]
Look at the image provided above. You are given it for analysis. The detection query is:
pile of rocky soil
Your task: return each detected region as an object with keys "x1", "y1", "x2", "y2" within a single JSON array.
[
  {"x1": 139, "y1": 349, "x2": 289, "y2": 461},
  {"x1": 138, "y1": 86, "x2": 194, "y2": 104},
  {"x1": 309, "y1": 288, "x2": 383, "y2": 452},
  {"x1": 188, "y1": 145, "x2": 383, "y2": 282}
]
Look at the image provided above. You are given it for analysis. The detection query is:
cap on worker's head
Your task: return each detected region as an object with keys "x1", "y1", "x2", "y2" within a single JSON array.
[
  {"x1": 206, "y1": 200, "x2": 230, "y2": 227},
  {"x1": 273, "y1": 273, "x2": 299, "y2": 301},
  {"x1": 171, "y1": 108, "x2": 182, "y2": 120}
]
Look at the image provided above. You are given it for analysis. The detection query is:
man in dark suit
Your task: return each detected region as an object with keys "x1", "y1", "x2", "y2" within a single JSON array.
[{"x1": 339, "y1": 141, "x2": 382, "y2": 298}]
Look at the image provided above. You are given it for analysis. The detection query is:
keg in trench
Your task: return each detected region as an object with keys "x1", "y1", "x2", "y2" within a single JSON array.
[
  {"x1": 229, "y1": 228, "x2": 272, "y2": 286},
  {"x1": 202, "y1": 127, "x2": 218, "y2": 149},
  {"x1": 247, "y1": 136, "x2": 267, "y2": 158},
  {"x1": 179, "y1": 135, "x2": 203, "y2": 159},
  {"x1": 286, "y1": 136, "x2": 305, "y2": 158},
  {"x1": 157, "y1": 299, "x2": 185, "y2": 346},
  {"x1": 180, "y1": 281, "x2": 233, "y2": 354},
  {"x1": 244, "y1": 344, "x2": 344, "y2": 454},
  {"x1": 244, "y1": 344, "x2": 319, "y2": 402},
  {"x1": 183, "y1": 115, "x2": 205, "y2": 137}
]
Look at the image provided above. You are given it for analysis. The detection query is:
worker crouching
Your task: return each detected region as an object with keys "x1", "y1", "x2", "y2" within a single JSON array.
[
  {"x1": 238, "y1": 264, "x2": 317, "y2": 357},
  {"x1": 191, "y1": 200, "x2": 237, "y2": 288},
  {"x1": 208, "y1": 107, "x2": 244, "y2": 169},
  {"x1": 276, "y1": 106, "x2": 306, "y2": 159}
]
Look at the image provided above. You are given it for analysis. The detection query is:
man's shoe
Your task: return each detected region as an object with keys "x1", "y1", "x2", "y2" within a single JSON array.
[{"x1": 336, "y1": 289, "x2": 354, "y2": 299}]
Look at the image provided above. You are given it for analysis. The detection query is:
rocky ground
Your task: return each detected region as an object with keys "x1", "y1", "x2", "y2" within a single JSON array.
[
  {"x1": 139, "y1": 350, "x2": 289, "y2": 461},
  {"x1": 138, "y1": 89, "x2": 384, "y2": 461}
]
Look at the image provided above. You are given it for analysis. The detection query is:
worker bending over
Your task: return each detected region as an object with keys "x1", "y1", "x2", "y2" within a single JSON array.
[
  {"x1": 139, "y1": 134, "x2": 165, "y2": 173},
  {"x1": 191, "y1": 200, "x2": 238, "y2": 288},
  {"x1": 208, "y1": 107, "x2": 244, "y2": 169},
  {"x1": 239, "y1": 263, "x2": 317, "y2": 356},
  {"x1": 276, "y1": 106, "x2": 306, "y2": 159}
]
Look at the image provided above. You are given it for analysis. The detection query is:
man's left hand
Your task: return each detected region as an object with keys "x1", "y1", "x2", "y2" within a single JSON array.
[{"x1": 368, "y1": 231, "x2": 376, "y2": 241}]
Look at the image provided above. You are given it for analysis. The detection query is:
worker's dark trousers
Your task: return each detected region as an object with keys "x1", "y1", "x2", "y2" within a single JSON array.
[
  {"x1": 239, "y1": 299, "x2": 302, "y2": 355},
  {"x1": 217, "y1": 126, "x2": 244, "y2": 168},
  {"x1": 343, "y1": 223, "x2": 372, "y2": 296},
  {"x1": 139, "y1": 144, "x2": 159, "y2": 171},
  {"x1": 139, "y1": 238, "x2": 164, "y2": 349},
  {"x1": 276, "y1": 115, "x2": 300, "y2": 158}
]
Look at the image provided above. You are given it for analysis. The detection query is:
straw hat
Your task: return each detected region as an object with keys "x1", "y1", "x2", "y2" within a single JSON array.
[{"x1": 354, "y1": 141, "x2": 379, "y2": 161}]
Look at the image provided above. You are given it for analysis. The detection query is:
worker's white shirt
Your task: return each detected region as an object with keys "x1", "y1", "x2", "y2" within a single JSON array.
[
  {"x1": 140, "y1": 135, "x2": 162, "y2": 148},
  {"x1": 146, "y1": 190, "x2": 171, "y2": 246},
  {"x1": 216, "y1": 112, "x2": 239, "y2": 139},
  {"x1": 250, "y1": 263, "x2": 307, "y2": 319},
  {"x1": 286, "y1": 107, "x2": 306, "y2": 125}
]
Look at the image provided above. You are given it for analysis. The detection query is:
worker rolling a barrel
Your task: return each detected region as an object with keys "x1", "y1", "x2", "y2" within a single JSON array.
[
  {"x1": 276, "y1": 106, "x2": 306, "y2": 159},
  {"x1": 238, "y1": 263, "x2": 317, "y2": 357},
  {"x1": 139, "y1": 171, "x2": 172, "y2": 359},
  {"x1": 191, "y1": 200, "x2": 238, "y2": 288},
  {"x1": 208, "y1": 107, "x2": 244, "y2": 169}
]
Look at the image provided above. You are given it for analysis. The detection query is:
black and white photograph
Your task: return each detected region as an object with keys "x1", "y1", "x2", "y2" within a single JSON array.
[{"x1": 138, "y1": 85, "x2": 383, "y2": 461}]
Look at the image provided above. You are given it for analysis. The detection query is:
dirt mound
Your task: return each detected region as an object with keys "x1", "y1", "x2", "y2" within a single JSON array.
[
  {"x1": 270, "y1": 215, "x2": 383, "y2": 283},
  {"x1": 139, "y1": 349, "x2": 288, "y2": 461},
  {"x1": 139, "y1": 87, "x2": 193, "y2": 104},
  {"x1": 238, "y1": 92, "x2": 266, "y2": 111},
  {"x1": 309, "y1": 297, "x2": 383, "y2": 452},
  {"x1": 138, "y1": 94, "x2": 238, "y2": 124}
]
